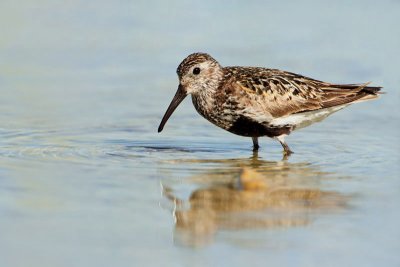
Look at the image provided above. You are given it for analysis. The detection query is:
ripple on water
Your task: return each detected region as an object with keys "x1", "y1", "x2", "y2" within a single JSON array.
[
  {"x1": 0, "y1": 128, "x2": 113, "y2": 164},
  {"x1": 0, "y1": 128, "x2": 234, "y2": 165}
]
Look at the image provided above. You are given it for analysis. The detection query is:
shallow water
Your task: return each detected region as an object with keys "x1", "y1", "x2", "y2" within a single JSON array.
[{"x1": 0, "y1": 1, "x2": 399, "y2": 266}]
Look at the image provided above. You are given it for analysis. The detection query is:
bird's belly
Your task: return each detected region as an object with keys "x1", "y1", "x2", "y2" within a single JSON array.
[
  {"x1": 227, "y1": 116, "x2": 292, "y2": 137},
  {"x1": 198, "y1": 108, "x2": 292, "y2": 138},
  {"x1": 192, "y1": 95, "x2": 292, "y2": 137}
]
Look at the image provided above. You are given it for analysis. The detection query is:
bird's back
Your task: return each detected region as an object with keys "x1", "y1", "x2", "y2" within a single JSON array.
[
  {"x1": 199, "y1": 66, "x2": 382, "y2": 134},
  {"x1": 220, "y1": 66, "x2": 381, "y2": 117}
]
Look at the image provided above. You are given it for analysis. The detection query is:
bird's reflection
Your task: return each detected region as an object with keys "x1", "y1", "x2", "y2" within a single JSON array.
[{"x1": 161, "y1": 152, "x2": 348, "y2": 247}]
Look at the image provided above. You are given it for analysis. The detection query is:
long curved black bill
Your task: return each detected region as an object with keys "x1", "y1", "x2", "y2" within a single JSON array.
[{"x1": 158, "y1": 85, "x2": 187, "y2": 132}]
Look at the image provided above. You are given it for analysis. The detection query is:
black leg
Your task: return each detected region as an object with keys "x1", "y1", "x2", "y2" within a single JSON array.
[{"x1": 252, "y1": 137, "x2": 259, "y2": 151}]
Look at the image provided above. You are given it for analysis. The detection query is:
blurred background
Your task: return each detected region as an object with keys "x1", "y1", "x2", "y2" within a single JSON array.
[{"x1": 0, "y1": 0, "x2": 399, "y2": 266}]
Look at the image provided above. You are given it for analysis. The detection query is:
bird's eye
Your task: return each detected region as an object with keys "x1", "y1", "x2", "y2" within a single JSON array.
[{"x1": 192, "y1": 67, "x2": 201, "y2": 75}]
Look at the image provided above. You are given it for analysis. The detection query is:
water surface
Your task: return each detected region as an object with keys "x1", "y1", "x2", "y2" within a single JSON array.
[{"x1": 0, "y1": 1, "x2": 399, "y2": 266}]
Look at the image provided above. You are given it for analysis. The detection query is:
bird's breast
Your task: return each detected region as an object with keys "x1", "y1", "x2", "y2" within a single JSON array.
[{"x1": 191, "y1": 93, "x2": 238, "y2": 131}]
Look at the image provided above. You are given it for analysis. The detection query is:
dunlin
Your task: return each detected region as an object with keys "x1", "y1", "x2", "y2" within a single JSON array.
[{"x1": 158, "y1": 53, "x2": 381, "y2": 155}]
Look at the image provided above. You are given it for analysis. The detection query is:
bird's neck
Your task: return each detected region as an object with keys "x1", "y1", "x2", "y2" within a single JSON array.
[
  {"x1": 191, "y1": 69, "x2": 225, "y2": 124},
  {"x1": 191, "y1": 88, "x2": 216, "y2": 118}
]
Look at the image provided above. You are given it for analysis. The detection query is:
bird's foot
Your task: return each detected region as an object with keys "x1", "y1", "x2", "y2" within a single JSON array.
[
  {"x1": 284, "y1": 148, "x2": 293, "y2": 155},
  {"x1": 282, "y1": 147, "x2": 293, "y2": 160}
]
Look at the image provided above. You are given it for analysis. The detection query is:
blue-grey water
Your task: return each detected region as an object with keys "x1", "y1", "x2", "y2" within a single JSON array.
[{"x1": 0, "y1": 1, "x2": 399, "y2": 266}]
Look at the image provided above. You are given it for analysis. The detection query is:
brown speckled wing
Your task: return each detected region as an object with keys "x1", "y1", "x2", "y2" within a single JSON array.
[{"x1": 225, "y1": 67, "x2": 381, "y2": 118}]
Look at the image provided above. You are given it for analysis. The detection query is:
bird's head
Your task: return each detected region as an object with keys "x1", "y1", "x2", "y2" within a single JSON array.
[{"x1": 158, "y1": 53, "x2": 223, "y2": 132}]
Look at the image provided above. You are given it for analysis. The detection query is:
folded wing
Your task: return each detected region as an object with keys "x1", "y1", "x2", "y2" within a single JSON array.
[{"x1": 231, "y1": 67, "x2": 382, "y2": 118}]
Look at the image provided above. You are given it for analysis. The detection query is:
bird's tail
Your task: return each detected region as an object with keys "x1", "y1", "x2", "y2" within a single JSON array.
[
  {"x1": 320, "y1": 82, "x2": 383, "y2": 107},
  {"x1": 351, "y1": 82, "x2": 383, "y2": 103}
]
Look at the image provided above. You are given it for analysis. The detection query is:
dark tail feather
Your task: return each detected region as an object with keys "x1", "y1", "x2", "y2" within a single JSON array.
[
  {"x1": 327, "y1": 82, "x2": 383, "y2": 94},
  {"x1": 320, "y1": 82, "x2": 383, "y2": 108},
  {"x1": 360, "y1": 85, "x2": 383, "y2": 95}
]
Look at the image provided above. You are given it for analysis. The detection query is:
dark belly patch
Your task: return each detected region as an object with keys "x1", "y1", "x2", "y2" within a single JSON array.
[{"x1": 228, "y1": 116, "x2": 292, "y2": 137}]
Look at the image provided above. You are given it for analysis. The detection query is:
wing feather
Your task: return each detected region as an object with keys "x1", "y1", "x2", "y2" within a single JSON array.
[{"x1": 225, "y1": 67, "x2": 381, "y2": 118}]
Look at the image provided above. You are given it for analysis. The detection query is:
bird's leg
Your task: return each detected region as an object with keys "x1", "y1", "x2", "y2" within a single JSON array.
[
  {"x1": 276, "y1": 135, "x2": 293, "y2": 156},
  {"x1": 252, "y1": 137, "x2": 259, "y2": 151}
]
